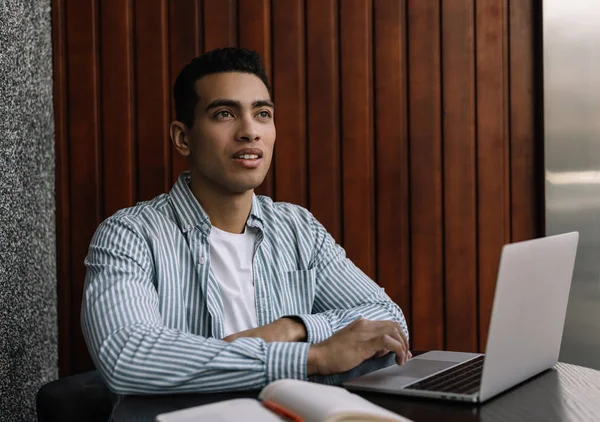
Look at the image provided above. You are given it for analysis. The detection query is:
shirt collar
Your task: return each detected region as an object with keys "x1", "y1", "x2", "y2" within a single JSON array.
[
  {"x1": 247, "y1": 194, "x2": 265, "y2": 231},
  {"x1": 169, "y1": 172, "x2": 264, "y2": 234}
]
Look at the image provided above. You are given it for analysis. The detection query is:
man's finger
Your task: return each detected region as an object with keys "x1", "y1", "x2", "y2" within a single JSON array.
[
  {"x1": 377, "y1": 321, "x2": 410, "y2": 352},
  {"x1": 393, "y1": 324, "x2": 409, "y2": 350},
  {"x1": 394, "y1": 328, "x2": 410, "y2": 354},
  {"x1": 382, "y1": 335, "x2": 407, "y2": 365},
  {"x1": 385, "y1": 329, "x2": 410, "y2": 364},
  {"x1": 389, "y1": 329, "x2": 409, "y2": 363},
  {"x1": 354, "y1": 320, "x2": 410, "y2": 364},
  {"x1": 372, "y1": 348, "x2": 391, "y2": 358}
]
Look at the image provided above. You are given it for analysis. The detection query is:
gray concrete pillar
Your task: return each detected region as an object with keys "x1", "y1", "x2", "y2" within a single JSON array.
[{"x1": 0, "y1": 1, "x2": 58, "y2": 420}]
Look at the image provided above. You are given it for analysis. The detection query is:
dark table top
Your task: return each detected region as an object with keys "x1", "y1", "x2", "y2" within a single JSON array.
[{"x1": 113, "y1": 362, "x2": 600, "y2": 422}]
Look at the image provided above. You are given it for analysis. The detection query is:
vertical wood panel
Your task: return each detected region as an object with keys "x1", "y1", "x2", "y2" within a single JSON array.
[
  {"x1": 101, "y1": 0, "x2": 136, "y2": 217},
  {"x1": 238, "y1": 0, "x2": 271, "y2": 79},
  {"x1": 272, "y1": 0, "x2": 306, "y2": 206},
  {"x1": 169, "y1": 0, "x2": 202, "y2": 184},
  {"x1": 441, "y1": 0, "x2": 478, "y2": 351},
  {"x1": 238, "y1": 0, "x2": 274, "y2": 198},
  {"x1": 52, "y1": 0, "x2": 71, "y2": 376},
  {"x1": 65, "y1": 0, "x2": 102, "y2": 372},
  {"x1": 52, "y1": 0, "x2": 543, "y2": 373},
  {"x1": 306, "y1": 0, "x2": 341, "y2": 242},
  {"x1": 340, "y1": 0, "x2": 375, "y2": 278},
  {"x1": 407, "y1": 0, "x2": 445, "y2": 350},
  {"x1": 203, "y1": 0, "x2": 237, "y2": 50},
  {"x1": 373, "y1": 0, "x2": 411, "y2": 322},
  {"x1": 135, "y1": 0, "x2": 171, "y2": 201},
  {"x1": 509, "y1": 0, "x2": 539, "y2": 242},
  {"x1": 476, "y1": 0, "x2": 510, "y2": 351}
]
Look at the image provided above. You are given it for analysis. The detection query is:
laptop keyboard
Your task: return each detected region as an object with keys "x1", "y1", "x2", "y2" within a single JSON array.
[{"x1": 405, "y1": 355, "x2": 484, "y2": 395}]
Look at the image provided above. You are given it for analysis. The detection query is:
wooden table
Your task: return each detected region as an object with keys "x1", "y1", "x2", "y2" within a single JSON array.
[{"x1": 113, "y1": 362, "x2": 600, "y2": 421}]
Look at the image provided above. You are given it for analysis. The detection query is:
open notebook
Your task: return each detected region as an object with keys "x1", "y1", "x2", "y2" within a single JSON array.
[{"x1": 154, "y1": 379, "x2": 412, "y2": 422}]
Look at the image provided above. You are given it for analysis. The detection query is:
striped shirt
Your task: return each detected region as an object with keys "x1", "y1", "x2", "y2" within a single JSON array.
[{"x1": 81, "y1": 172, "x2": 408, "y2": 395}]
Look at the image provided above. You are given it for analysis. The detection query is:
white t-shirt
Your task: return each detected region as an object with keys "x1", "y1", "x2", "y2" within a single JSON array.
[{"x1": 209, "y1": 225, "x2": 258, "y2": 337}]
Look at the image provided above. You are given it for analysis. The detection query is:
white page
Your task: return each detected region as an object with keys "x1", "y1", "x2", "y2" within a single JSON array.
[
  {"x1": 259, "y1": 379, "x2": 412, "y2": 422},
  {"x1": 154, "y1": 398, "x2": 283, "y2": 422}
]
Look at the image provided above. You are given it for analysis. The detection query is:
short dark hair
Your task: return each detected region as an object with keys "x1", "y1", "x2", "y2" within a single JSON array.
[{"x1": 173, "y1": 47, "x2": 271, "y2": 128}]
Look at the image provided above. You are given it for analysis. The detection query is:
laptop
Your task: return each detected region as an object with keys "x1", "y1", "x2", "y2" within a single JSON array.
[{"x1": 344, "y1": 232, "x2": 579, "y2": 403}]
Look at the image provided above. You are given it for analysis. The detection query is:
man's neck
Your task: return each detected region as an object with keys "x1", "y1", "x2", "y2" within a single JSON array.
[{"x1": 189, "y1": 175, "x2": 253, "y2": 234}]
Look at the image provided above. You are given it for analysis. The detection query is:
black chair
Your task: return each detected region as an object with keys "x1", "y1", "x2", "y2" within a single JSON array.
[{"x1": 36, "y1": 370, "x2": 113, "y2": 422}]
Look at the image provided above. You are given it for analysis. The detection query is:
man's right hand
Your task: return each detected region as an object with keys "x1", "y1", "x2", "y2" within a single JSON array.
[{"x1": 307, "y1": 319, "x2": 411, "y2": 376}]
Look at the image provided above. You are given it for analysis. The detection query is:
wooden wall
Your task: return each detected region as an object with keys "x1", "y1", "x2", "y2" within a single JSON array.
[{"x1": 52, "y1": 0, "x2": 542, "y2": 375}]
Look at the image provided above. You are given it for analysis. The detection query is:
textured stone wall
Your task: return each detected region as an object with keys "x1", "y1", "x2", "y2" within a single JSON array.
[{"x1": 0, "y1": 0, "x2": 57, "y2": 421}]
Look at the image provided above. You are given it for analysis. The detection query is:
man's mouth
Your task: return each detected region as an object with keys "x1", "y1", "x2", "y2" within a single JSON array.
[
  {"x1": 232, "y1": 149, "x2": 263, "y2": 169},
  {"x1": 234, "y1": 154, "x2": 260, "y2": 160}
]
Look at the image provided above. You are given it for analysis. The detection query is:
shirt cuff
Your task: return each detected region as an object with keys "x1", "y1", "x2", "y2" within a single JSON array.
[
  {"x1": 293, "y1": 314, "x2": 334, "y2": 344},
  {"x1": 266, "y1": 342, "x2": 311, "y2": 383}
]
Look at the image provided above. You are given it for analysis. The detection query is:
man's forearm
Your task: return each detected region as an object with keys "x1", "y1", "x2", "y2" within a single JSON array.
[
  {"x1": 84, "y1": 320, "x2": 311, "y2": 395},
  {"x1": 222, "y1": 317, "x2": 307, "y2": 343},
  {"x1": 306, "y1": 319, "x2": 411, "y2": 378},
  {"x1": 295, "y1": 299, "x2": 409, "y2": 344},
  {"x1": 306, "y1": 344, "x2": 321, "y2": 376}
]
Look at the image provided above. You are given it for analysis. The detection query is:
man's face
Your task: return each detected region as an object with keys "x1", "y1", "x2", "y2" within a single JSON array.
[{"x1": 183, "y1": 72, "x2": 275, "y2": 195}]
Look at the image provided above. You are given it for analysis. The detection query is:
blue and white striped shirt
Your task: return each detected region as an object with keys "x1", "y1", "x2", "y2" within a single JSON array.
[{"x1": 81, "y1": 172, "x2": 408, "y2": 395}]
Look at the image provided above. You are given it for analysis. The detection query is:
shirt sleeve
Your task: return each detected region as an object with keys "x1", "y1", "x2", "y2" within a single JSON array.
[
  {"x1": 292, "y1": 214, "x2": 409, "y2": 345},
  {"x1": 81, "y1": 216, "x2": 310, "y2": 395}
]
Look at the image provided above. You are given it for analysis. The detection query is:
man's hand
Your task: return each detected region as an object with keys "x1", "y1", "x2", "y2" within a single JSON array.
[
  {"x1": 307, "y1": 319, "x2": 411, "y2": 376},
  {"x1": 222, "y1": 317, "x2": 307, "y2": 343}
]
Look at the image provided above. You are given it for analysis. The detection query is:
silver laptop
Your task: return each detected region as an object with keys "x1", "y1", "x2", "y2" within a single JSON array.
[{"x1": 344, "y1": 232, "x2": 579, "y2": 403}]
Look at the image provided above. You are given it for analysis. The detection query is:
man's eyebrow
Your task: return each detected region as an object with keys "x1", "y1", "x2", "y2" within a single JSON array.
[
  {"x1": 253, "y1": 100, "x2": 274, "y2": 109},
  {"x1": 205, "y1": 99, "x2": 241, "y2": 111},
  {"x1": 205, "y1": 99, "x2": 274, "y2": 111}
]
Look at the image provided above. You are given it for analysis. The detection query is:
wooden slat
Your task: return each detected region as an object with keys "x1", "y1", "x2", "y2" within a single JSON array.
[
  {"x1": 340, "y1": 0, "x2": 375, "y2": 279},
  {"x1": 238, "y1": 0, "x2": 271, "y2": 79},
  {"x1": 509, "y1": 0, "x2": 539, "y2": 242},
  {"x1": 272, "y1": 0, "x2": 306, "y2": 206},
  {"x1": 476, "y1": 0, "x2": 510, "y2": 351},
  {"x1": 65, "y1": 0, "x2": 102, "y2": 373},
  {"x1": 373, "y1": 0, "x2": 411, "y2": 322},
  {"x1": 169, "y1": 0, "x2": 202, "y2": 184},
  {"x1": 101, "y1": 0, "x2": 136, "y2": 217},
  {"x1": 441, "y1": 0, "x2": 478, "y2": 352},
  {"x1": 502, "y1": 1, "x2": 511, "y2": 245},
  {"x1": 203, "y1": 0, "x2": 237, "y2": 50},
  {"x1": 238, "y1": 0, "x2": 274, "y2": 198},
  {"x1": 52, "y1": 0, "x2": 71, "y2": 377},
  {"x1": 306, "y1": 0, "x2": 341, "y2": 242},
  {"x1": 407, "y1": 0, "x2": 444, "y2": 350},
  {"x1": 134, "y1": 0, "x2": 171, "y2": 201}
]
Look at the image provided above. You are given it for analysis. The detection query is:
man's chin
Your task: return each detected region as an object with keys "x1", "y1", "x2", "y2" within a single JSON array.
[{"x1": 227, "y1": 179, "x2": 265, "y2": 195}]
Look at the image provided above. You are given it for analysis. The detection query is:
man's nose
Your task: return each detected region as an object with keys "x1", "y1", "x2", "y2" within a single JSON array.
[{"x1": 236, "y1": 117, "x2": 260, "y2": 142}]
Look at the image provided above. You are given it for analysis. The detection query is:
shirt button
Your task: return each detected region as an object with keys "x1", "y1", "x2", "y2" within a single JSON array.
[{"x1": 199, "y1": 255, "x2": 205, "y2": 265}]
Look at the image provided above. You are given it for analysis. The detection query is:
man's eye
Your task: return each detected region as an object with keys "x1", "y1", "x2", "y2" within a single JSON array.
[
  {"x1": 258, "y1": 111, "x2": 272, "y2": 119},
  {"x1": 215, "y1": 110, "x2": 232, "y2": 119}
]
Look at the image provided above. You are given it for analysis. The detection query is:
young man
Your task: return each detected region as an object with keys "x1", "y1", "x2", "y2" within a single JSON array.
[{"x1": 81, "y1": 47, "x2": 410, "y2": 395}]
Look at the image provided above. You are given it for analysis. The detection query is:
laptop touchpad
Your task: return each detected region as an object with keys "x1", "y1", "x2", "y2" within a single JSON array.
[
  {"x1": 394, "y1": 359, "x2": 458, "y2": 378},
  {"x1": 345, "y1": 359, "x2": 458, "y2": 391}
]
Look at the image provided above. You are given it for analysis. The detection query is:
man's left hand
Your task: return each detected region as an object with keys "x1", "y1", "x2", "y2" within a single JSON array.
[{"x1": 222, "y1": 317, "x2": 307, "y2": 343}]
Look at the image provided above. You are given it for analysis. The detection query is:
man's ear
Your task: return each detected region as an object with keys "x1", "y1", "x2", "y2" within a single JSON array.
[{"x1": 170, "y1": 121, "x2": 191, "y2": 157}]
